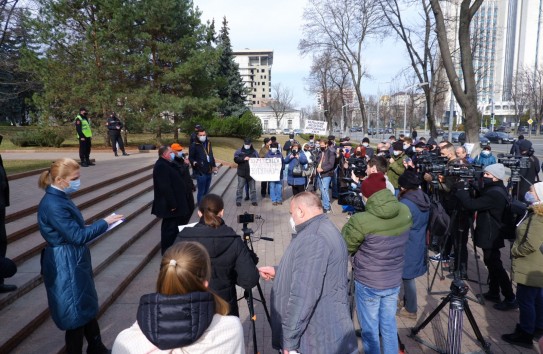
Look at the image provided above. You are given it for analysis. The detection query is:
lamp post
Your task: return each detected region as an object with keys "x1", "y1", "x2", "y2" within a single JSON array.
[
  {"x1": 402, "y1": 82, "x2": 429, "y2": 137},
  {"x1": 342, "y1": 104, "x2": 349, "y2": 137}
]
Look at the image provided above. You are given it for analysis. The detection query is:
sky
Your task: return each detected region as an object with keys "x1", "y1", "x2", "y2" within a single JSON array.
[{"x1": 195, "y1": 0, "x2": 412, "y2": 109}]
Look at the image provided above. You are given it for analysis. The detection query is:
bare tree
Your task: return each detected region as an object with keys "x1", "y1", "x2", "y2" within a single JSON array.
[
  {"x1": 299, "y1": 0, "x2": 383, "y2": 133},
  {"x1": 378, "y1": 0, "x2": 451, "y2": 138},
  {"x1": 268, "y1": 83, "x2": 294, "y2": 129},
  {"x1": 430, "y1": 0, "x2": 484, "y2": 153},
  {"x1": 0, "y1": 0, "x2": 20, "y2": 47},
  {"x1": 522, "y1": 66, "x2": 543, "y2": 135}
]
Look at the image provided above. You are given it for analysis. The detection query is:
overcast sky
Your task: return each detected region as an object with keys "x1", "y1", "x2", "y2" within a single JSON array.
[{"x1": 195, "y1": 0, "x2": 411, "y2": 109}]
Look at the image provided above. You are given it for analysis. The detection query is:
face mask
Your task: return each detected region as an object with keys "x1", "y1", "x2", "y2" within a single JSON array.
[
  {"x1": 482, "y1": 150, "x2": 490, "y2": 156},
  {"x1": 292, "y1": 149, "x2": 298, "y2": 153},
  {"x1": 309, "y1": 139, "x2": 314, "y2": 143},
  {"x1": 198, "y1": 135, "x2": 206, "y2": 143},
  {"x1": 389, "y1": 140, "x2": 395, "y2": 144},
  {"x1": 362, "y1": 143, "x2": 369, "y2": 147},
  {"x1": 403, "y1": 144, "x2": 410, "y2": 150},
  {"x1": 177, "y1": 152, "x2": 184, "y2": 158},
  {"x1": 244, "y1": 144, "x2": 251, "y2": 149},
  {"x1": 525, "y1": 192, "x2": 538, "y2": 204},
  {"x1": 271, "y1": 148, "x2": 277, "y2": 153},
  {"x1": 290, "y1": 139, "x2": 294, "y2": 142},
  {"x1": 320, "y1": 147, "x2": 326, "y2": 151},
  {"x1": 289, "y1": 217, "x2": 297, "y2": 234},
  {"x1": 64, "y1": 179, "x2": 81, "y2": 194},
  {"x1": 482, "y1": 177, "x2": 493, "y2": 185},
  {"x1": 393, "y1": 151, "x2": 401, "y2": 156},
  {"x1": 169, "y1": 152, "x2": 176, "y2": 161}
]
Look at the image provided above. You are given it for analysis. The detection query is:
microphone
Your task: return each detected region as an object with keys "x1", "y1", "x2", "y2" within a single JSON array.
[{"x1": 260, "y1": 237, "x2": 274, "y2": 241}]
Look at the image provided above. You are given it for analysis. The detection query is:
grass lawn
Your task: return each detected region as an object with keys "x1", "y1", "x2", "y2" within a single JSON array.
[{"x1": 3, "y1": 160, "x2": 53, "y2": 175}]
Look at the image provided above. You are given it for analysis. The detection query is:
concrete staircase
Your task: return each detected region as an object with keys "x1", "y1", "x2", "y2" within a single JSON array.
[{"x1": 0, "y1": 157, "x2": 237, "y2": 353}]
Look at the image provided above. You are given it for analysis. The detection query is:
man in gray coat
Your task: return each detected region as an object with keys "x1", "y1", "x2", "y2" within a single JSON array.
[{"x1": 259, "y1": 192, "x2": 357, "y2": 354}]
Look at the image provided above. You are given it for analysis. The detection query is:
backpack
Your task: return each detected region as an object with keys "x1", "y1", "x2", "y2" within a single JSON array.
[
  {"x1": 487, "y1": 186, "x2": 527, "y2": 240},
  {"x1": 428, "y1": 199, "x2": 451, "y2": 238}
]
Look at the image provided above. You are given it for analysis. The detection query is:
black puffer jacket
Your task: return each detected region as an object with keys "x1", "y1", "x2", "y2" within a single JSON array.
[
  {"x1": 175, "y1": 220, "x2": 259, "y2": 316},
  {"x1": 137, "y1": 291, "x2": 215, "y2": 350},
  {"x1": 456, "y1": 180, "x2": 507, "y2": 249}
]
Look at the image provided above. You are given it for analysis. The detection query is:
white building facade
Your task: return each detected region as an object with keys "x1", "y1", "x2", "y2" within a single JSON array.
[
  {"x1": 233, "y1": 49, "x2": 274, "y2": 107},
  {"x1": 250, "y1": 107, "x2": 301, "y2": 132}
]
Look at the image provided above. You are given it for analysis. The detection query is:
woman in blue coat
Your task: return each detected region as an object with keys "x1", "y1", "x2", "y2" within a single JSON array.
[
  {"x1": 37, "y1": 158, "x2": 123, "y2": 354},
  {"x1": 397, "y1": 170, "x2": 430, "y2": 319},
  {"x1": 284, "y1": 142, "x2": 308, "y2": 196}
]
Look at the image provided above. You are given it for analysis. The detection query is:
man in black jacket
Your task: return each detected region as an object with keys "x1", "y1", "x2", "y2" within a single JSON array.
[
  {"x1": 106, "y1": 112, "x2": 129, "y2": 157},
  {"x1": 189, "y1": 128, "x2": 217, "y2": 204},
  {"x1": 456, "y1": 163, "x2": 518, "y2": 310},
  {"x1": 513, "y1": 139, "x2": 540, "y2": 202},
  {"x1": 151, "y1": 146, "x2": 191, "y2": 254},
  {"x1": 0, "y1": 135, "x2": 16, "y2": 293},
  {"x1": 234, "y1": 138, "x2": 259, "y2": 207}
]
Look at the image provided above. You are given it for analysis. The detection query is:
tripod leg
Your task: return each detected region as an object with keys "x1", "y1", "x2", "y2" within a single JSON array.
[
  {"x1": 447, "y1": 297, "x2": 464, "y2": 354},
  {"x1": 245, "y1": 289, "x2": 259, "y2": 354},
  {"x1": 463, "y1": 300, "x2": 492, "y2": 353},
  {"x1": 470, "y1": 226, "x2": 485, "y2": 304},
  {"x1": 255, "y1": 282, "x2": 272, "y2": 325},
  {"x1": 411, "y1": 294, "x2": 451, "y2": 336}
]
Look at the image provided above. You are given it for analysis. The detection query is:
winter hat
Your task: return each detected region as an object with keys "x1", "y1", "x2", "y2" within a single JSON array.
[
  {"x1": 482, "y1": 145, "x2": 491, "y2": 151},
  {"x1": 362, "y1": 137, "x2": 370, "y2": 143},
  {"x1": 392, "y1": 141, "x2": 404, "y2": 151},
  {"x1": 263, "y1": 137, "x2": 270, "y2": 144},
  {"x1": 289, "y1": 133, "x2": 294, "y2": 139},
  {"x1": 533, "y1": 182, "x2": 543, "y2": 202},
  {"x1": 361, "y1": 172, "x2": 386, "y2": 198},
  {"x1": 519, "y1": 139, "x2": 532, "y2": 152},
  {"x1": 244, "y1": 137, "x2": 252, "y2": 145},
  {"x1": 170, "y1": 143, "x2": 183, "y2": 151},
  {"x1": 328, "y1": 135, "x2": 336, "y2": 141},
  {"x1": 415, "y1": 141, "x2": 426, "y2": 148},
  {"x1": 398, "y1": 170, "x2": 421, "y2": 190},
  {"x1": 484, "y1": 163, "x2": 508, "y2": 181}
]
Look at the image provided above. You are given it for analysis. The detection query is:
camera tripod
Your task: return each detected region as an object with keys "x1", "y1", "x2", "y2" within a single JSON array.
[{"x1": 238, "y1": 222, "x2": 274, "y2": 354}]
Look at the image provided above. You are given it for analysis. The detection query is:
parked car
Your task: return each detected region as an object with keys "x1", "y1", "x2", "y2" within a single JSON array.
[
  {"x1": 484, "y1": 131, "x2": 515, "y2": 144},
  {"x1": 436, "y1": 129, "x2": 444, "y2": 136},
  {"x1": 479, "y1": 127, "x2": 489, "y2": 134},
  {"x1": 282, "y1": 128, "x2": 291, "y2": 135},
  {"x1": 293, "y1": 129, "x2": 303, "y2": 136},
  {"x1": 458, "y1": 132, "x2": 490, "y2": 147},
  {"x1": 451, "y1": 132, "x2": 461, "y2": 143},
  {"x1": 495, "y1": 125, "x2": 512, "y2": 133},
  {"x1": 350, "y1": 126, "x2": 360, "y2": 132}
]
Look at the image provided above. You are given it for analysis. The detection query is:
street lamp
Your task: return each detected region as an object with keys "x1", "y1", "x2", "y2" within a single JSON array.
[
  {"x1": 342, "y1": 104, "x2": 349, "y2": 137},
  {"x1": 402, "y1": 82, "x2": 429, "y2": 136}
]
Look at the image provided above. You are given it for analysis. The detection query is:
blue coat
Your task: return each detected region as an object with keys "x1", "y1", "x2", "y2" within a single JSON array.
[
  {"x1": 284, "y1": 152, "x2": 308, "y2": 186},
  {"x1": 38, "y1": 186, "x2": 108, "y2": 330},
  {"x1": 473, "y1": 153, "x2": 497, "y2": 168},
  {"x1": 399, "y1": 189, "x2": 430, "y2": 279}
]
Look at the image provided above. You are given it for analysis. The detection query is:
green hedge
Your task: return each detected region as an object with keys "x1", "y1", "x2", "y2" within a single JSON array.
[
  {"x1": 9, "y1": 126, "x2": 68, "y2": 147},
  {"x1": 184, "y1": 111, "x2": 262, "y2": 140}
]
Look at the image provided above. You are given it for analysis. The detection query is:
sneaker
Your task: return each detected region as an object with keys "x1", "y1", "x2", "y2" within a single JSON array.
[
  {"x1": 278, "y1": 202, "x2": 283, "y2": 205},
  {"x1": 482, "y1": 292, "x2": 501, "y2": 303},
  {"x1": 236, "y1": 202, "x2": 241, "y2": 207},
  {"x1": 502, "y1": 325, "x2": 534, "y2": 348},
  {"x1": 122, "y1": 152, "x2": 130, "y2": 156},
  {"x1": 251, "y1": 202, "x2": 258, "y2": 206},
  {"x1": 397, "y1": 307, "x2": 417, "y2": 320},
  {"x1": 494, "y1": 298, "x2": 519, "y2": 311},
  {"x1": 0, "y1": 284, "x2": 17, "y2": 293},
  {"x1": 429, "y1": 253, "x2": 449, "y2": 262},
  {"x1": 323, "y1": 209, "x2": 331, "y2": 214},
  {"x1": 272, "y1": 202, "x2": 277, "y2": 206}
]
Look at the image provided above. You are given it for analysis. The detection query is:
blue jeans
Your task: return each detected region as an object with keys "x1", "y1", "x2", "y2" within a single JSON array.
[
  {"x1": 517, "y1": 283, "x2": 543, "y2": 334},
  {"x1": 402, "y1": 278, "x2": 417, "y2": 313},
  {"x1": 355, "y1": 281, "x2": 400, "y2": 354},
  {"x1": 318, "y1": 176, "x2": 331, "y2": 210},
  {"x1": 196, "y1": 173, "x2": 212, "y2": 204},
  {"x1": 269, "y1": 181, "x2": 282, "y2": 203}
]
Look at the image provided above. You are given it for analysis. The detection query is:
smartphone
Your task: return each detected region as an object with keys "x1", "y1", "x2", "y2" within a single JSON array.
[{"x1": 404, "y1": 157, "x2": 412, "y2": 163}]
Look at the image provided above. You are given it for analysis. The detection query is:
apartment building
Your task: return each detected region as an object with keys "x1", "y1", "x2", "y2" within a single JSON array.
[{"x1": 233, "y1": 49, "x2": 274, "y2": 107}]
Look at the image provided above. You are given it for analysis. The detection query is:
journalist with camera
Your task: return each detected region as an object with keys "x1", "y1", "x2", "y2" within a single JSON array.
[
  {"x1": 454, "y1": 163, "x2": 518, "y2": 310},
  {"x1": 510, "y1": 140, "x2": 540, "y2": 203},
  {"x1": 423, "y1": 143, "x2": 471, "y2": 278}
]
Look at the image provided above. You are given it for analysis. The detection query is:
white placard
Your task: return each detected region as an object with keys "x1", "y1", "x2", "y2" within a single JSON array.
[
  {"x1": 304, "y1": 119, "x2": 328, "y2": 135},
  {"x1": 464, "y1": 143, "x2": 474, "y2": 155},
  {"x1": 249, "y1": 158, "x2": 282, "y2": 181}
]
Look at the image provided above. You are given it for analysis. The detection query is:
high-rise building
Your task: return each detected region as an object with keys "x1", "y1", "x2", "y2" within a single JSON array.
[
  {"x1": 442, "y1": 0, "x2": 543, "y2": 123},
  {"x1": 232, "y1": 49, "x2": 273, "y2": 107}
]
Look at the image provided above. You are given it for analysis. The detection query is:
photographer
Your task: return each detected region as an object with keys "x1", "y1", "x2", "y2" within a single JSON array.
[
  {"x1": 285, "y1": 142, "x2": 308, "y2": 196},
  {"x1": 387, "y1": 141, "x2": 407, "y2": 194},
  {"x1": 455, "y1": 164, "x2": 518, "y2": 310},
  {"x1": 513, "y1": 140, "x2": 541, "y2": 203},
  {"x1": 176, "y1": 194, "x2": 259, "y2": 317}
]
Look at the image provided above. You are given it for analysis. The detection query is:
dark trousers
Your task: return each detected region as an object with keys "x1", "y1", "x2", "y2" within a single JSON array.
[
  {"x1": 261, "y1": 181, "x2": 269, "y2": 196},
  {"x1": 517, "y1": 283, "x2": 543, "y2": 334},
  {"x1": 196, "y1": 173, "x2": 212, "y2": 204},
  {"x1": 0, "y1": 207, "x2": 7, "y2": 284},
  {"x1": 291, "y1": 184, "x2": 305, "y2": 196},
  {"x1": 443, "y1": 214, "x2": 469, "y2": 272},
  {"x1": 78, "y1": 137, "x2": 92, "y2": 161},
  {"x1": 65, "y1": 318, "x2": 103, "y2": 354},
  {"x1": 108, "y1": 131, "x2": 125, "y2": 153},
  {"x1": 161, "y1": 215, "x2": 189, "y2": 255},
  {"x1": 483, "y1": 248, "x2": 515, "y2": 300}
]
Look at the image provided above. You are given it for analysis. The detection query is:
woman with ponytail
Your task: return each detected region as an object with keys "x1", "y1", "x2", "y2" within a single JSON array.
[
  {"x1": 38, "y1": 158, "x2": 124, "y2": 354},
  {"x1": 112, "y1": 242, "x2": 245, "y2": 353},
  {"x1": 175, "y1": 193, "x2": 259, "y2": 316}
]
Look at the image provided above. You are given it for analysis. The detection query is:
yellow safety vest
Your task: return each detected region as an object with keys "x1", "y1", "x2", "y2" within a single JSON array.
[{"x1": 75, "y1": 115, "x2": 92, "y2": 138}]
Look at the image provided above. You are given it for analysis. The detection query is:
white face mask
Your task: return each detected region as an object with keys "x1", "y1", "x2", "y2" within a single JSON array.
[
  {"x1": 271, "y1": 148, "x2": 278, "y2": 153},
  {"x1": 198, "y1": 135, "x2": 206, "y2": 143},
  {"x1": 289, "y1": 217, "x2": 297, "y2": 233},
  {"x1": 482, "y1": 150, "x2": 490, "y2": 156},
  {"x1": 244, "y1": 144, "x2": 251, "y2": 149},
  {"x1": 362, "y1": 143, "x2": 369, "y2": 147},
  {"x1": 403, "y1": 144, "x2": 410, "y2": 150},
  {"x1": 393, "y1": 151, "x2": 401, "y2": 156}
]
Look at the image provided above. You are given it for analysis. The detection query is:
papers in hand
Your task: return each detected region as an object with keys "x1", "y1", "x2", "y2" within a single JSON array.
[
  {"x1": 106, "y1": 213, "x2": 124, "y2": 232},
  {"x1": 178, "y1": 222, "x2": 198, "y2": 232}
]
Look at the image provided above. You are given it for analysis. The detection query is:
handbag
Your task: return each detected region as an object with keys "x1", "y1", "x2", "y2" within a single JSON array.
[{"x1": 292, "y1": 159, "x2": 304, "y2": 177}]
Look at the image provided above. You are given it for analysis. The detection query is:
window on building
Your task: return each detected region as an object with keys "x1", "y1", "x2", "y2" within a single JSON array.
[
  {"x1": 262, "y1": 88, "x2": 265, "y2": 92},
  {"x1": 262, "y1": 82, "x2": 265, "y2": 85},
  {"x1": 262, "y1": 94, "x2": 265, "y2": 98},
  {"x1": 254, "y1": 88, "x2": 257, "y2": 92},
  {"x1": 253, "y1": 95, "x2": 256, "y2": 98},
  {"x1": 288, "y1": 120, "x2": 292, "y2": 129},
  {"x1": 252, "y1": 101, "x2": 256, "y2": 105},
  {"x1": 264, "y1": 120, "x2": 269, "y2": 129},
  {"x1": 261, "y1": 69, "x2": 265, "y2": 73}
]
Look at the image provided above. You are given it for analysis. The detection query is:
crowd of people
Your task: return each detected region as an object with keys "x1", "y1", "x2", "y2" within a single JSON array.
[{"x1": 3, "y1": 121, "x2": 543, "y2": 353}]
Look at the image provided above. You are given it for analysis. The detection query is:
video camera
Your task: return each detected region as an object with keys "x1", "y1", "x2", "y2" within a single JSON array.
[
  {"x1": 338, "y1": 186, "x2": 365, "y2": 212},
  {"x1": 346, "y1": 156, "x2": 367, "y2": 178},
  {"x1": 415, "y1": 151, "x2": 448, "y2": 175},
  {"x1": 444, "y1": 163, "x2": 484, "y2": 180},
  {"x1": 238, "y1": 212, "x2": 255, "y2": 224},
  {"x1": 497, "y1": 154, "x2": 531, "y2": 183}
]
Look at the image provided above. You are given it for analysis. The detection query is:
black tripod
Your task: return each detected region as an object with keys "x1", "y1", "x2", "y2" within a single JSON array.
[{"x1": 238, "y1": 222, "x2": 273, "y2": 354}]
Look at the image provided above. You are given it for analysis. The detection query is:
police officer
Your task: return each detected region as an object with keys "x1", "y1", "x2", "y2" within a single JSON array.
[
  {"x1": 74, "y1": 107, "x2": 94, "y2": 167},
  {"x1": 106, "y1": 112, "x2": 129, "y2": 157}
]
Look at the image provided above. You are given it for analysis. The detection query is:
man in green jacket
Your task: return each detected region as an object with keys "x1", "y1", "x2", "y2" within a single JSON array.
[
  {"x1": 342, "y1": 172, "x2": 412, "y2": 354},
  {"x1": 387, "y1": 141, "x2": 406, "y2": 194},
  {"x1": 74, "y1": 107, "x2": 93, "y2": 167}
]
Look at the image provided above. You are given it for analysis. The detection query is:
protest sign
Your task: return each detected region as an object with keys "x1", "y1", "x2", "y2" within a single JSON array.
[
  {"x1": 304, "y1": 119, "x2": 328, "y2": 135},
  {"x1": 249, "y1": 158, "x2": 282, "y2": 181}
]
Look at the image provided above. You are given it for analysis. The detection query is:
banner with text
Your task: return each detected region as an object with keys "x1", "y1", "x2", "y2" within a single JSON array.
[
  {"x1": 249, "y1": 158, "x2": 282, "y2": 181},
  {"x1": 304, "y1": 120, "x2": 328, "y2": 135}
]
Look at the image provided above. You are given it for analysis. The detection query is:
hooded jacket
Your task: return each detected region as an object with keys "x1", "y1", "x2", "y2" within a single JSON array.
[
  {"x1": 473, "y1": 152, "x2": 497, "y2": 168},
  {"x1": 399, "y1": 189, "x2": 430, "y2": 279},
  {"x1": 175, "y1": 221, "x2": 259, "y2": 316},
  {"x1": 234, "y1": 145, "x2": 259, "y2": 178},
  {"x1": 189, "y1": 138, "x2": 216, "y2": 175},
  {"x1": 342, "y1": 189, "x2": 412, "y2": 289},
  {"x1": 387, "y1": 153, "x2": 406, "y2": 188},
  {"x1": 512, "y1": 211, "x2": 543, "y2": 288},
  {"x1": 38, "y1": 186, "x2": 108, "y2": 330},
  {"x1": 112, "y1": 292, "x2": 245, "y2": 354}
]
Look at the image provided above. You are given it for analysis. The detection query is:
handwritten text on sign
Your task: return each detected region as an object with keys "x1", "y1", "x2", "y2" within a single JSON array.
[
  {"x1": 249, "y1": 158, "x2": 282, "y2": 181},
  {"x1": 304, "y1": 119, "x2": 328, "y2": 135}
]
